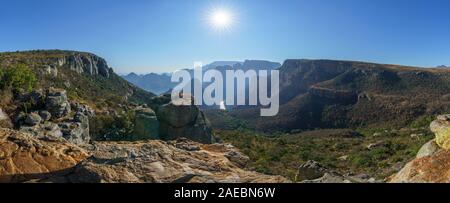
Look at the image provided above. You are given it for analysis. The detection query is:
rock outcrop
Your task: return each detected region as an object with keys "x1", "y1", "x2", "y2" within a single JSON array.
[
  {"x1": 0, "y1": 128, "x2": 289, "y2": 183},
  {"x1": 430, "y1": 114, "x2": 450, "y2": 150},
  {"x1": 0, "y1": 128, "x2": 89, "y2": 183},
  {"x1": 390, "y1": 115, "x2": 450, "y2": 183},
  {"x1": 12, "y1": 88, "x2": 92, "y2": 145},
  {"x1": 45, "y1": 88, "x2": 71, "y2": 119},
  {"x1": 132, "y1": 106, "x2": 159, "y2": 140},
  {"x1": 152, "y1": 95, "x2": 215, "y2": 144}
]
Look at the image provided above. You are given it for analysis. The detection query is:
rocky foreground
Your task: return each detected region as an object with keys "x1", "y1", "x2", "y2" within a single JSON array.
[
  {"x1": 0, "y1": 128, "x2": 289, "y2": 183},
  {"x1": 390, "y1": 115, "x2": 450, "y2": 183}
]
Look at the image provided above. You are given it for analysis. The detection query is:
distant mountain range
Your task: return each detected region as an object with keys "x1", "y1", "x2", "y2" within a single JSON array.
[{"x1": 122, "y1": 60, "x2": 281, "y2": 95}]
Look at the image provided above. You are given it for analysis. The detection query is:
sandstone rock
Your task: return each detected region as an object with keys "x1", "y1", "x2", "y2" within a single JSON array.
[
  {"x1": 0, "y1": 128, "x2": 89, "y2": 183},
  {"x1": 24, "y1": 113, "x2": 42, "y2": 126},
  {"x1": 0, "y1": 128, "x2": 288, "y2": 183},
  {"x1": 430, "y1": 115, "x2": 450, "y2": 149},
  {"x1": 389, "y1": 150, "x2": 450, "y2": 183},
  {"x1": 45, "y1": 88, "x2": 71, "y2": 119},
  {"x1": 64, "y1": 139, "x2": 289, "y2": 183},
  {"x1": 132, "y1": 106, "x2": 159, "y2": 140},
  {"x1": 416, "y1": 139, "x2": 440, "y2": 158}
]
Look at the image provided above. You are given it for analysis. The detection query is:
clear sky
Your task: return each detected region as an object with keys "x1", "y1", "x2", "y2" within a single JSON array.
[{"x1": 1, "y1": 0, "x2": 450, "y2": 73}]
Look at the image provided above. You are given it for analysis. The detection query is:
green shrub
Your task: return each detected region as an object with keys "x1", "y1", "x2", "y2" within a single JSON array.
[
  {"x1": 0, "y1": 64, "x2": 37, "y2": 92},
  {"x1": 90, "y1": 111, "x2": 136, "y2": 141}
]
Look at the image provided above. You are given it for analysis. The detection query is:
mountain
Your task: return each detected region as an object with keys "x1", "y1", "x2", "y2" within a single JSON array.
[
  {"x1": 121, "y1": 60, "x2": 281, "y2": 96},
  {"x1": 208, "y1": 59, "x2": 450, "y2": 132},
  {"x1": 123, "y1": 72, "x2": 174, "y2": 95},
  {"x1": 0, "y1": 50, "x2": 155, "y2": 108}
]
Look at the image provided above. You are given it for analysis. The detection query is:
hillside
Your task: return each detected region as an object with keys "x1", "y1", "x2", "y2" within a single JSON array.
[
  {"x1": 0, "y1": 50, "x2": 155, "y2": 111},
  {"x1": 211, "y1": 59, "x2": 450, "y2": 132}
]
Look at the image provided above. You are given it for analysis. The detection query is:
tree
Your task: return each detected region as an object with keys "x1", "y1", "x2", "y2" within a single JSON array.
[{"x1": 0, "y1": 64, "x2": 37, "y2": 92}]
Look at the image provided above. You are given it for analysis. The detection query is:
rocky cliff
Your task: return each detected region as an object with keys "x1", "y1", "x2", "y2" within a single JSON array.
[
  {"x1": 0, "y1": 50, "x2": 112, "y2": 78},
  {"x1": 0, "y1": 128, "x2": 289, "y2": 183}
]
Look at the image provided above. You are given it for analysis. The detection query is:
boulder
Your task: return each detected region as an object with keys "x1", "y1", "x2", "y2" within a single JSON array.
[
  {"x1": 24, "y1": 113, "x2": 42, "y2": 126},
  {"x1": 430, "y1": 114, "x2": 450, "y2": 150},
  {"x1": 295, "y1": 160, "x2": 328, "y2": 181},
  {"x1": 155, "y1": 95, "x2": 214, "y2": 144},
  {"x1": 0, "y1": 128, "x2": 89, "y2": 183},
  {"x1": 39, "y1": 110, "x2": 52, "y2": 122},
  {"x1": 416, "y1": 139, "x2": 440, "y2": 158},
  {"x1": 157, "y1": 97, "x2": 199, "y2": 128},
  {"x1": 19, "y1": 122, "x2": 63, "y2": 139},
  {"x1": 71, "y1": 103, "x2": 95, "y2": 117},
  {"x1": 132, "y1": 106, "x2": 159, "y2": 140},
  {"x1": 45, "y1": 88, "x2": 71, "y2": 119},
  {"x1": 389, "y1": 150, "x2": 450, "y2": 183},
  {"x1": 59, "y1": 120, "x2": 90, "y2": 145}
]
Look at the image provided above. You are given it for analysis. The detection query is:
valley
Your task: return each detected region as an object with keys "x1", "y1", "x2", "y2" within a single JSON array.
[{"x1": 1, "y1": 50, "x2": 450, "y2": 183}]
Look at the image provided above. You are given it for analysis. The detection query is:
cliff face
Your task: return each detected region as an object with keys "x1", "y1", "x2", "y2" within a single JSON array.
[{"x1": 0, "y1": 50, "x2": 112, "y2": 78}]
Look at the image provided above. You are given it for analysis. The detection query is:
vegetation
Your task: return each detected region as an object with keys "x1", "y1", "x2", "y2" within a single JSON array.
[
  {"x1": 216, "y1": 117, "x2": 435, "y2": 181},
  {"x1": 90, "y1": 110, "x2": 136, "y2": 141},
  {"x1": 0, "y1": 64, "x2": 37, "y2": 92}
]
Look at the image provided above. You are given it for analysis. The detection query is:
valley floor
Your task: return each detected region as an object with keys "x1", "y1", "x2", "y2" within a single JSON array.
[{"x1": 215, "y1": 122, "x2": 434, "y2": 181}]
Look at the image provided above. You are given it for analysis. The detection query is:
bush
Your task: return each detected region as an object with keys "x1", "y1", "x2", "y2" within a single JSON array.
[
  {"x1": 0, "y1": 64, "x2": 37, "y2": 92},
  {"x1": 90, "y1": 111, "x2": 135, "y2": 141}
]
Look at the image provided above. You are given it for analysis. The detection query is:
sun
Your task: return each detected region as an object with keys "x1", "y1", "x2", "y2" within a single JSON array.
[{"x1": 208, "y1": 8, "x2": 235, "y2": 31}]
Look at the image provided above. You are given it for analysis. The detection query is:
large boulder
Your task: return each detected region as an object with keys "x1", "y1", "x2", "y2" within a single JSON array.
[
  {"x1": 45, "y1": 88, "x2": 71, "y2": 119},
  {"x1": 154, "y1": 96, "x2": 214, "y2": 144},
  {"x1": 59, "y1": 120, "x2": 90, "y2": 145},
  {"x1": 430, "y1": 114, "x2": 450, "y2": 150},
  {"x1": 295, "y1": 160, "x2": 328, "y2": 181},
  {"x1": 416, "y1": 139, "x2": 440, "y2": 158},
  {"x1": 132, "y1": 106, "x2": 159, "y2": 140},
  {"x1": 389, "y1": 150, "x2": 450, "y2": 183},
  {"x1": 0, "y1": 128, "x2": 89, "y2": 183}
]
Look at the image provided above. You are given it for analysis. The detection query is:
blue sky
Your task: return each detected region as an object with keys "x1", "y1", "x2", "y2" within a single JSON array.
[{"x1": 1, "y1": 0, "x2": 450, "y2": 73}]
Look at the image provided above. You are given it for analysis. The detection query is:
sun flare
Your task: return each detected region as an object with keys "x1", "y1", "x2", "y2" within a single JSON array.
[{"x1": 208, "y1": 8, "x2": 234, "y2": 31}]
